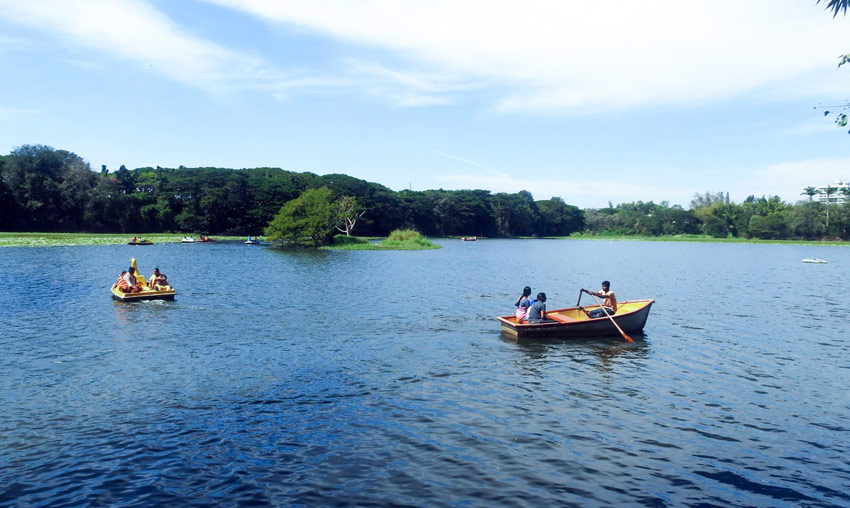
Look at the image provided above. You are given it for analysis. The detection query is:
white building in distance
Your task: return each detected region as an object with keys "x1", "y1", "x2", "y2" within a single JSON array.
[{"x1": 817, "y1": 180, "x2": 850, "y2": 205}]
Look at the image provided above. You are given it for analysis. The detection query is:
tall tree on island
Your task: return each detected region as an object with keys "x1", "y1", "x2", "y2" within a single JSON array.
[
  {"x1": 264, "y1": 187, "x2": 337, "y2": 247},
  {"x1": 334, "y1": 195, "x2": 366, "y2": 236}
]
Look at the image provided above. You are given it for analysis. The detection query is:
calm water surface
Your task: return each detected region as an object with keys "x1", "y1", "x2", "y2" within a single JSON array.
[{"x1": 1, "y1": 239, "x2": 849, "y2": 507}]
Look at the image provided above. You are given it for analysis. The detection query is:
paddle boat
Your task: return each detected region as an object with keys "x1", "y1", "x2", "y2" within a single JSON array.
[
  {"x1": 802, "y1": 258, "x2": 827, "y2": 264},
  {"x1": 245, "y1": 235, "x2": 260, "y2": 244},
  {"x1": 181, "y1": 236, "x2": 195, "y2": 243},
  {"x1": 498, "y1": 299, "x2": 654, "y2": 339},
  {"x1": 111, "y1": 258, "x2": 176, "y2": 301},
  {"x1": 127, "y1": 237, "x2": 153, "y2": 245},
  {"x1": 199, "y1": 236, "x2": 214, "y2": 242}
]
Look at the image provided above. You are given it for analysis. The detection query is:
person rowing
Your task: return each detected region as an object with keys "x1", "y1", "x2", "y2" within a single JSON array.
[{"x1": 581, "y1": 280, "x2": 617, "y2": 318}]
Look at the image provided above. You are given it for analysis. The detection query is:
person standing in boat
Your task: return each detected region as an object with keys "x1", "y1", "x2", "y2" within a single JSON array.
[
  {"x1": 525, "y1": 292, "x2": 548, "y2": 323},
  {"x1": 148, "y1": 268, "x2": 167, "y2": 289},
  {"x1": 581, "y1": 281, "x2": 617, "y2": 318},
  {"x1": 515, "y1": 286, "x2": 532, "y2": 322}
]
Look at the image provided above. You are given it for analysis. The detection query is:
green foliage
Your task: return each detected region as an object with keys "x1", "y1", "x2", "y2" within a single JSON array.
[
  {"x1": 265, "y1": 187, "x2": 337, "y2": 247},
  {"x1": 386, "y1": 229, "x2": 422, "y2": 242},
  {"x1": 5, "y1": 145, "x2": 850, "y2": 243},
  {"x1": 817, "y1": 0, "x2": 849, "y2": 18},
  {"x1": 748, "y1": 213, "x2": 788, "y2": 239},
  {"x1": 322, "y1": 231, "x2": 440, "y2": 250},
  {"x1": 381, "y1": 229, "x2": 440, "y2": 249},
  {"x1": 801, "y1": 186, "x2": 819, "y2": 201},
  {"x1": 536, "y1": 197, "x2": 585, "y2": 236},
  {"x1": 332, "y1": 234, "x2": 368, "y2": 245}
]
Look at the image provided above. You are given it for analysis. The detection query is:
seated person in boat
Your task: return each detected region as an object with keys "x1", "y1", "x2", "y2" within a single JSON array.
[
  {"x1": 526, "y1": 292, "x2": 549, "y2": 323},
  {"x1": 581, "y1": 281, "x2": 617, "y2": 318},
  {"x1": 515, "y1": 286, "x2": 532, "y2": 322},
  {"x1": 117, "y1": 267, "x2": 142, "y2": 293},
  {"x1": 148, "y1": 267, "x2": 168, "y2": 289}
]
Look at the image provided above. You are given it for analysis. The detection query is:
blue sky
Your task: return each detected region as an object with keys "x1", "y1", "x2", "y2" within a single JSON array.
[{"x1": 1, "y1": 0, "x2": 849, "y2": 209}]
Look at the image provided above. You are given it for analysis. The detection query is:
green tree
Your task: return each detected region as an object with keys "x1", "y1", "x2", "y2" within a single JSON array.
[
  {"x1": 2, "y1": 144, "x2": 98, "y2": 231},
  {"x1": 823, "y1": 185, "x2": 837, "y2": 227},
  {"x1": 801, "y1": 186, "x2": 819, "y2": 201},
  {"x1": 265, "y1": 187, "x2": 337, "y2": 247},
  {"x1": 748, "y1": 213, "x2": 787, "y2": 239},
  {"x1": 536, "y1": 197, "x2": 585, "y2": 236},
  {"x1": 334, "y1": 195, "x2": 366, "y2": 236},
  {"x1": 490, "y1": 191, "x2": 538, "y2": 236},
  {"x1": 788, "y1": 201, "x2": 825, "y2": 239}
]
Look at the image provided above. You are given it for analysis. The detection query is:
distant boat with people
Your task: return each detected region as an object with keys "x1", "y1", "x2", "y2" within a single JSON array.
[
  {"x1": 181, "y1": 236, "x2": 195, "y2": 243},
  {"x1": 127, "y1": 237, "x2": 153, "y2": 245},
  {"x1": 245, "y1": 236, "x2": 260, "y2": 244}
]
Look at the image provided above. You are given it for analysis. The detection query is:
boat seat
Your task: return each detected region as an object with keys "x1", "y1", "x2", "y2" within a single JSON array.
[{"x1": 548, "y1": 313, "x2": 577, "y2": 323}]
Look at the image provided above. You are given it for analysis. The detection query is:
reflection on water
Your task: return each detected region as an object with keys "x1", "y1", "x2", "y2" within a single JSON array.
[{"x1": 1, "y1": 240, "x2": 849, "y2": 507}]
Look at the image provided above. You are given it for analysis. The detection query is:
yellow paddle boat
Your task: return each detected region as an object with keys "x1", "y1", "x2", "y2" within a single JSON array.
[{"x1": 111, "y1": 258, "x2": 176, "y2": 301}]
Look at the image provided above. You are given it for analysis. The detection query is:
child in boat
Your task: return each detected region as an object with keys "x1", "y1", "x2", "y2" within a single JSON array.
[
  {"x1": 526, "y1": 292, "x2": 548, "y2": 323},
  {"x1": 515, "y1": 286, "x2": 532, "y2": 322},
  {"x1": 148, "y1": 268, "x2": 168, "y2": 289}
]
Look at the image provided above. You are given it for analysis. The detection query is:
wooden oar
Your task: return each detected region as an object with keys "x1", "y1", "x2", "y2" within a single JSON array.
[{"x1": 586, "y1": 291, "x2": 633, "y2": 343}]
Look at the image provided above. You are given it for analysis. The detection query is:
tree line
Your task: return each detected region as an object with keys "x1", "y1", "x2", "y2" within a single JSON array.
[{"x1": 1, "y1": 144, "x2": 849, "y2": 241}]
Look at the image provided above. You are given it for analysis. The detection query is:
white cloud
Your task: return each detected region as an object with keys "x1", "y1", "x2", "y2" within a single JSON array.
[
  {"x1": 750, "y1": 158, "x2": 850, "y2": 201},
  {"x1": 0, "y1": 0, "x2": 294, "y2": 95},
  {"x1": 0, "y1": 104, "x2": 40, "y2": 119},
  {"x1": 202, "y1": 0, "x2": 850, "y2": 112},
  {"x1": 2, "y1": 0, "x2": 849, "y2": 111}
]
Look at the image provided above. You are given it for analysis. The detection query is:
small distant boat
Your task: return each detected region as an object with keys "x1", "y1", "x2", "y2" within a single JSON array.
[
  {"x1": 245, "y1": 236, "x2": 260, "y2": 244},
  {"x1": 181, "y1": 236, "x2": 195, "y2": 243},
  {"x1": 498, "y1": 299, "x2": 654, "y2": 339},
  {"x1": 111, "y1": 258, "x2": 175, "y2": 301},
  {"x1": 802, "y1": 258, "x2": 827, "y2": 264},
  {"x1": 127, "y1": 238, "x2": 153, "y2": 245},
  {"x1": 198, "y1": 236, "x2": 214, "y2": 242},
  {"x1": 461, "y1": 236, "x2": 477, "y2": 241}
]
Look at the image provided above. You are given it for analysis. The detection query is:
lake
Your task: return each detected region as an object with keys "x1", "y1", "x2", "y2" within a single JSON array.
[{"x1": 1, "y1": 239, "x2": 848, "y2": 507}]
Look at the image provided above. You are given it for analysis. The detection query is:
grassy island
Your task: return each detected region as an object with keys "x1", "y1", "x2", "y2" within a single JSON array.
[{"x1": 323, "y1": 230, "x2": 441, "y2": 250}]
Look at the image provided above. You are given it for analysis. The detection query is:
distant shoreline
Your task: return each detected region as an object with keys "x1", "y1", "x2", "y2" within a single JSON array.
[
  {"x1": 2, "y1": 232, "x2": 848, "y2": 248},
  {"x1": 560, "y1": 234, "x2": 850, "y2": 246},
  {"x1": 0, "y1": 233, "x2": 245, "y2": 247}
]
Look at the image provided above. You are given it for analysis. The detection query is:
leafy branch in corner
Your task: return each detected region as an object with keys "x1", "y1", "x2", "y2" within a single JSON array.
[{"x1": 815, "y1": 0, "x2": 850, "y2": 132}]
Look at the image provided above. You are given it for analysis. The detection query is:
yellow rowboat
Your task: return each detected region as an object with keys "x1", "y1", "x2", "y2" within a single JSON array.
[
  {"x1": 498, "y1": 299, "x2": 654, "y2": 339},
  {"x1": 111, "y1": 258, "x2": 175, "y2": 301}
]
